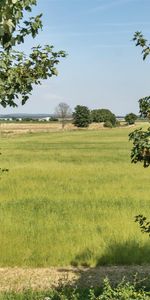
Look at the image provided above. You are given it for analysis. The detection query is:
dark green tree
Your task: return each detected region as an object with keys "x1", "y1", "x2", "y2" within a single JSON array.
[
  {"x1": 73, "y1": 105, "x2": 91, "y2": 128},
  {"x1": 0, "y1": 0, "x2": 66, "y2": 108},
  {"x1": 91, "y1": 109, "x2": 116, "y2": 126},
  {"x1": 125, "y1": 113, "x2": 137, "y2": 125}
]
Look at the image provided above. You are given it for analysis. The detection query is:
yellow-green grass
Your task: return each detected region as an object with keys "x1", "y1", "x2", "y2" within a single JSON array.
[{"x1": 0, "y1": 124, "x2": 150, "y2": 267}]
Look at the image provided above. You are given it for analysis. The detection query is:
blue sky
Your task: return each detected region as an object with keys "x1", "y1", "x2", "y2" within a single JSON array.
[{"x1": 2, "y1": 0, "x2": 150, "y2": 115}]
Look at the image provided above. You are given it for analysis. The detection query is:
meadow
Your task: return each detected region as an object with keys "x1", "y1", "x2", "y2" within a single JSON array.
[{"x1": 0, "y1": 124, "x2": 150, "y2": 267}]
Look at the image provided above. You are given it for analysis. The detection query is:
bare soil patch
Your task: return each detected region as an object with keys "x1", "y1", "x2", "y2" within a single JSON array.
[{"x1": 0, "y1": 266, "x2": 150, "y2": 292}]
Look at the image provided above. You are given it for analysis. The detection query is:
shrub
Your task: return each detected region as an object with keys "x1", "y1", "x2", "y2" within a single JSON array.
[
  {"x1": 104, "y1": 121, "x2": 113, "y2": 128},
  {"x1": 125, "y1": 113, "x2": 137, "y2": 125},
  {"x1": 91, "y1": 109, "x2": 116, "y2": 126},
  {"x1": 98, "y1": 279, "x2": 150, "y2": 300},
  {"x1": 73, "y1": 105, "x2": 91, "y2": 128},
  {"x1": 49, "y1": 117, "x2": 58, "y2": 122}
]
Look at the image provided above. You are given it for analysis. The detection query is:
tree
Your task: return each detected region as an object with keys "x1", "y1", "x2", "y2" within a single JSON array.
[
  {"x1": 73, "y1": 105, "x2": 91, "y2": 128},
  {"x1": 125, "y1": 113, "x2": 137, "y2": 125},
  {"x1": 55, "y1": 102, "x2": 72, "y2": 129},
  {"x1": 0, "y1": 0, "x2": 66, "y2": 108},
  {"x1": 91, "y1": 109, "x2": 116, "y2": 126},
  {"x1": 131, "y1": 32, "x2": 150, "y2": 233},
  {"x1": 129, "y1": 32, "x2": 150, "y2": 168}
]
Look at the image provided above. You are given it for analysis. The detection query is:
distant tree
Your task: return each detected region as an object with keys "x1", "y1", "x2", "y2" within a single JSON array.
[
  {"x1": 73, "y1": 105, "x2": 91, "y2": 128},
  {"x1": 49, "y1": 116, "x2": 58, "y2": 122},
  {"x1": 55, "y1": 102, "x2": 72, "y2": 129},
  {"x1": 91, "y1": 109, "x2": 116, "y2": 126},
  {"x1": 125, "y1": 113, "x2": 137, "y2": 125}
]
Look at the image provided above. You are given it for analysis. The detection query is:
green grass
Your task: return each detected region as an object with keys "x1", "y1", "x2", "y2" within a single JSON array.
[{"x1": 0, "y1": 125, "x2": 150, "y2": 267}]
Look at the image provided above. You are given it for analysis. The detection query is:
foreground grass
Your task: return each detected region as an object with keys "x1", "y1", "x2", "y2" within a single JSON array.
[{"x1": 0, "y1": 125, "x2": 150, "y2": 267}]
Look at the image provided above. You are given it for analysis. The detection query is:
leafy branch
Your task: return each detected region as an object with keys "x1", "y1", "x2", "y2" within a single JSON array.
[
  {"x1": 133, "y1": 31, "x2": 150, "y2": 60},
  {"x1": 135, "y1": 215, "x2": 150, "y2": 236},
  {"x1": 0, "y1": 0, "x2": 66, "y2": 108},
  {"x1": 129, "y1": 127, "x2": 150, "y2": 167}
]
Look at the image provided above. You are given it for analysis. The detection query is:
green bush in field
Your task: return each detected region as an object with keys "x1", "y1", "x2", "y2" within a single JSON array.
[
  {"x1": 103, "y1": 121, "x2": 113, "y2": 128},
  {"x1": 125, "y1": 113, "x2": 137, "y2": 125},
  {"x1": 73, "y1": 105, "x2": 91, "y2": 127},
  {"x1": 91, "y1": 109, "x2": 116, "y2": 126}
]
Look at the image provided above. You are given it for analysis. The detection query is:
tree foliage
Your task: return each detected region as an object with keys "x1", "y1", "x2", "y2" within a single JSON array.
[
  {"x1": 91, "y1": 109, "x2": 116, "y2": 126},
  {"x1": 0, "y1": 0, "x2": 42, "y2": 50},
  {"x1": 129, "y1": 100, "x2": 150, "y2": 167},
  {"x1": 135, "y1": 215, "x2": 150, "y2": 236},
  {"x1": 0, "y1": 0, "x2": 66, "y2": 108},
  {"x1": 125, "y1": 113, "x2": 137, "y2": 125},
  {"x1": 129, "y1": 33, "x2": 150, "y2": 167},
  {"x1": 133, "y1": 31, "x2": 150, "y2": 61},
  {"x1": 132, "y1": 32, "x2": 150, "y2": 232},
  {"x1": 129, "y1": 127, "x2": 150, "y2": 167},
  {"x1": 73, "y1": 105, "x2": 91, "y2": 128}
]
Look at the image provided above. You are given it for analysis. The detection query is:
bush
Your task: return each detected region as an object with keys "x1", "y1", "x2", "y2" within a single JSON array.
[
  {"x1": 125, "y1": 113, "x2": 137, "y2": 125},
  {"x1": 49, "y1": 117, "x2": 58, "y2": 122},
  {"x1": 91, "y1": 109, "x2": 116, "y2": 126},
  {"x1": 98, "y1": 279, "x2": 150, "y2": 300},
  {"x1": 104, "y1": 121, "x2": 113, "y2": 128},
  {"x1": 73, "y1": 105, "x2": 91, "y2": 128}
]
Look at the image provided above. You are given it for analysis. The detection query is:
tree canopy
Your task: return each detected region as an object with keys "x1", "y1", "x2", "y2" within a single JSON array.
[
  {"x1": 0, "y1": 0, "x2": 66, "y2": 108},
  {"x1": 125, "y1": 113, "x2": 137, "y2": 125},
  {"x1": 91, "y1": 108, "x2": 116, "y2": 126},
  {"x1": 73, "y1": 105, "x2": 91, "y2": 128}
]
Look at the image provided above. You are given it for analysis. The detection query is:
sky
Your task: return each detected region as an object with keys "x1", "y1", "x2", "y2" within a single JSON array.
[{"x1": 2, "y1": 0, "x2": 150, "y2": 115}]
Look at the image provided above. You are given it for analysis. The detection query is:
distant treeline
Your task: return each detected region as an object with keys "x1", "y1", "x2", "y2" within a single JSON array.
[{"x1": 0, "y1": 104, "x2": 140, "y2": 128}]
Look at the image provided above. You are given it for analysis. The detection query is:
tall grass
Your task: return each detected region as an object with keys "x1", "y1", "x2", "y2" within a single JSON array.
[{"x1": 0, "y1": 126, "x2": 150, "y2": 267}]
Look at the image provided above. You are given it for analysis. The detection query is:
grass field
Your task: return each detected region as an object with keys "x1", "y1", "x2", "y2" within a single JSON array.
[{"x1": 0, "y1": 124, "x2": 150, "y2": 267}]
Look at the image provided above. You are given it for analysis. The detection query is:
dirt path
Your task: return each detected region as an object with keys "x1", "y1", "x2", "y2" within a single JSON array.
[{"x1": 0, "y1": 266, "x2": 150, "y2": 292}]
